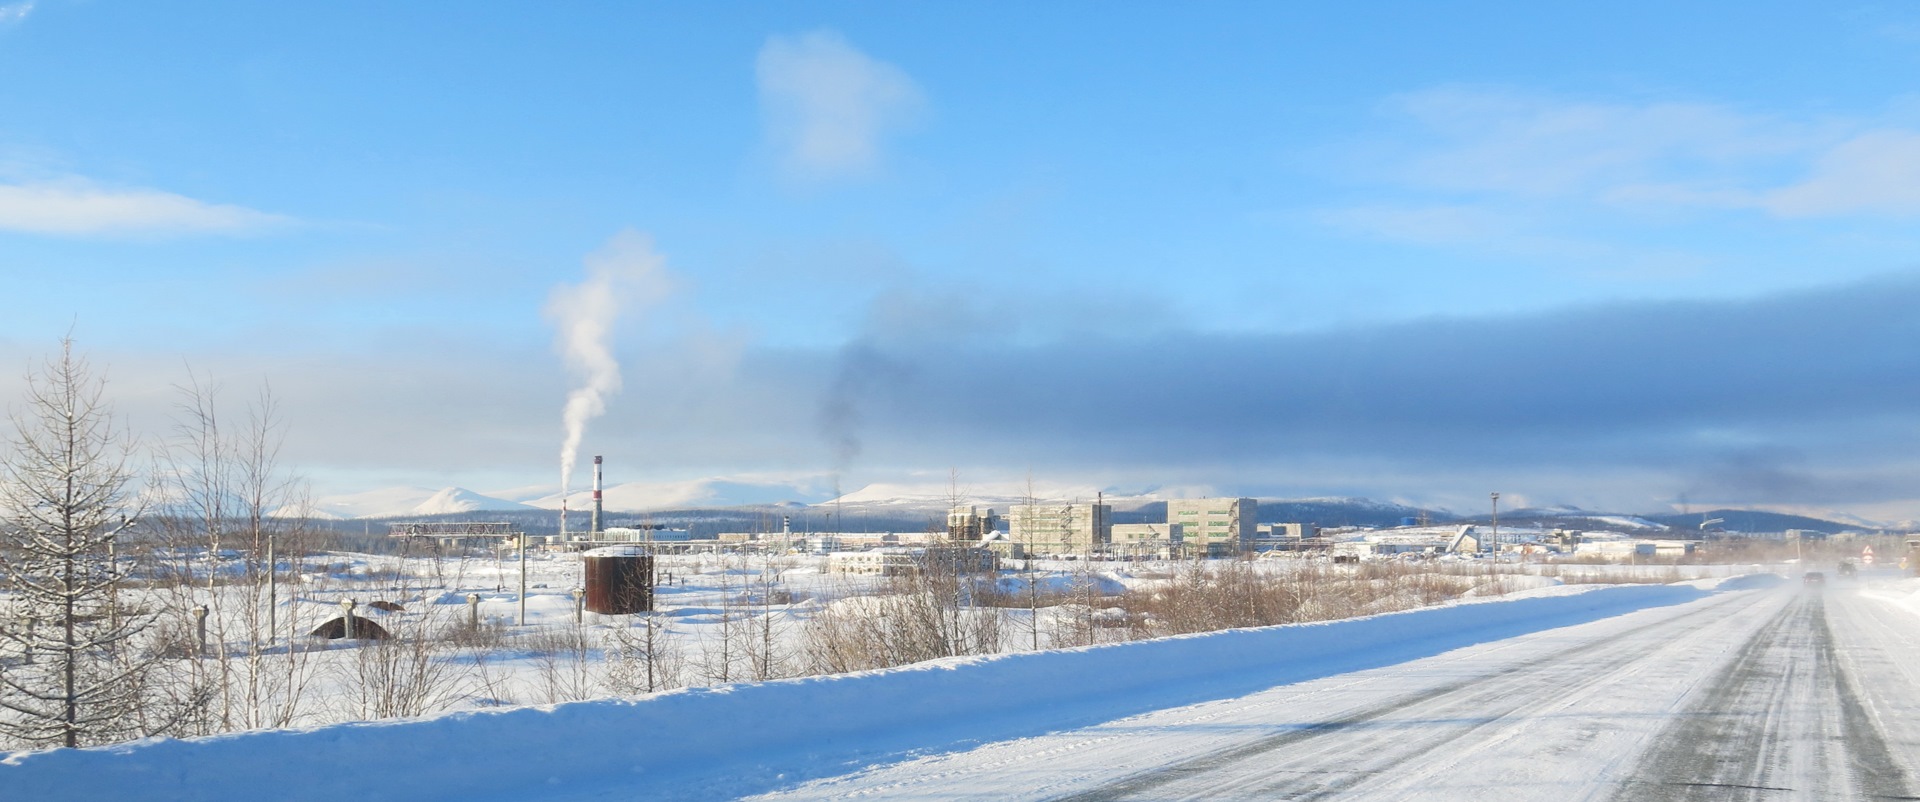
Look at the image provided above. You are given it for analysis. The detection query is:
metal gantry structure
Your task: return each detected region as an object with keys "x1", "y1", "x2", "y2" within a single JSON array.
[{"x1": 385, "y1": 522, "x2": 523, "y2": 539}]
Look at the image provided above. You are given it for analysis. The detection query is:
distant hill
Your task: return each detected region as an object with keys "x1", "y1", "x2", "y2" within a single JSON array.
[
  {"x1": 1258, "y1": 498, "x2": 1452, "y2": 528},
  {"x1": 299, "y1": 482, "x2": 1885, "y2": 549},
  {"x1": 1643, "y1": 509, "x2": 1864, "y2": 536},
  {"x1": 1485, "y1": 507, "x2": 1670, "y2": 533},
  {"x1": 311, "y1": 486, "x2": 535, "y2": 519}
]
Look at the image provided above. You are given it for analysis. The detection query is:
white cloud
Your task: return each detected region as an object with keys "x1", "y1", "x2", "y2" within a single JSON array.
[
  {"x1": 756, "y1": 30, "x2": 923, "y2": 181},
  {"x1": 1315, "y1": 203, "x2": 1515, "y2": 248},
  {"x1": 1315, "y1": 202, "x2": 1713, "y2": 279},
  {"x1": 0, "y1": 2, "x2": 33, "y2": 27},
  {"x1": 0, "y1": 179, "x2": 288, "y2": 236},
  {"x1": 1324, "y1": 85, "x2": 1920, "y2": 250},
  {"x1": 1763, "y1": 130, "x2": 1920, "y2": 218},
  {"x1": 1381, "y1": 88, "x2": 1820, "y2": 200}
]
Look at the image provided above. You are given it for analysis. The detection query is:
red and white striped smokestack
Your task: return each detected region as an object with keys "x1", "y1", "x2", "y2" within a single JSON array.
[{"x1": 591, "y1": 455, "x2": 604, "y2": 535}]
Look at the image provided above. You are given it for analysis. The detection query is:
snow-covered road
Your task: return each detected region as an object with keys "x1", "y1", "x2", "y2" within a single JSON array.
[{"x1": 754, "y1": 582, "x2": 1920, "y2": 801}]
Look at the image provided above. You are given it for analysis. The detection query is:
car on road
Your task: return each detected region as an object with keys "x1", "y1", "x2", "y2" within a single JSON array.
[{"x1": 1803, "y1": 571, "x2": 1826, "y2": 585}]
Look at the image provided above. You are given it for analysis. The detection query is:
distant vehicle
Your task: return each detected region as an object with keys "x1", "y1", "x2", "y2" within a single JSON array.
[
  {"x1": 1803, "y1": 571, "x2": 1826, "y2": 585},
  {"x1": 1838, "y1": 561, "x2": 1857, "y2": 578}
]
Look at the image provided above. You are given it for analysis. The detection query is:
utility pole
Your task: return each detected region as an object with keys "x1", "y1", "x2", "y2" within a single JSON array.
[{"x1": 265, "y1": 532, "x2": 276, "y2": 647}]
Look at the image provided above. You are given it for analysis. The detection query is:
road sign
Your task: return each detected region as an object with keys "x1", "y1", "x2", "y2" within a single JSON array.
[{"x1": 1863, "y1": 545, "x2": 1876, "y2": 566}]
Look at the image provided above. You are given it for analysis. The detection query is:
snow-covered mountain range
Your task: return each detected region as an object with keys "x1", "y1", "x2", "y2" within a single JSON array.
[
  {"x1": 306, "y1": 486, "x2": 538, "y2": 520},
  {"x1": 302, "y1": 476, "x2": 840, "y2": 519},
  {"x1": 292, "y1": 479, "x2": 1889, "y2": 531}
]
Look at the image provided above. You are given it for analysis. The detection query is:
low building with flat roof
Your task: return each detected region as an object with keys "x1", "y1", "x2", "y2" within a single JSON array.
[{"x1": 1111, "y1": 522, "x2": 1180, "y2": 559}]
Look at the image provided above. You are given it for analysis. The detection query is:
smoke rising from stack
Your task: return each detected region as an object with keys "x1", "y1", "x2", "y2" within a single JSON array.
[
  {"x1": 817, "y1": 340, "x2": 906, "y2": 472},
  {"x1": 545, "y1": 229, "x2": 676, "y2": 494}
]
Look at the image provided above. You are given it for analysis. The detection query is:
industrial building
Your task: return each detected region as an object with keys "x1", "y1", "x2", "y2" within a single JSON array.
[
  {"x1": 597, "y1": 526, "x2": 693, "y2": 544},
  {"x1": 1005, "y1": 501, "x2": 1112, "y2": 557},
  {"x1": 1110, "y1": 523, "x2": 1180, "y2": 559},
  {"x1": 947, "y1": 506, "x2": 999, "y2": 542},
  {"x1": 1166, "y1": 498, "x2": 1256, "y2": 556},
  {"x1": 1253, "y1": 522, "x2": 1319, "y2": 552},
  {"x1": 828, "y1": 546, "x2": 1000, "y2": 576},
  {"x1": 829, "y1": 549, "x2": 923, "y2": 576},
  {"x1": 1263, "y1": 522, "x2": 1317, "y2": 540}
]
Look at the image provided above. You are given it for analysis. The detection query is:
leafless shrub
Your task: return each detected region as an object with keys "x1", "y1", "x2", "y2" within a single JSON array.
[
  {"x1": 440, "y1": 618, "x2": 510, "y2": 650},
  {"x1": 1120, "y1": 560, "x2": 1475, "y2": 642},
  {"x1": 695, "y1": 563, "x2": 747, "y2": 685},
  {"x1": 526, "y1": 624, "x2": 599, "y2": 704},
  {"x1": 604, "y1": 613, "x2": 685, "y2": 695},
  {"x1": 334, "y1": 612, "x2": 466, "y2": 721},
  {"x1": 799, "y1": 567, "x2": 1003, "y2": 675},
  {"x1": 742, "y1": 555, "x2": 797, "y2": 682}
]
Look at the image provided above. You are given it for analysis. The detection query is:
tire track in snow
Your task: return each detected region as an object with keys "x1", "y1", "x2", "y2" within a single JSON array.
[
  {"x1": 1612, "y1": 592, "x2": 1917, "y2": 802},
  {"x1": 1054, "y1": 589, "x2": 1776, "y2": 802}
]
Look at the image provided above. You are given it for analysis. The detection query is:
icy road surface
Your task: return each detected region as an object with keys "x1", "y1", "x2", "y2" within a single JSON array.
[{"x1": 754, "y1": 583, "x2": 1920, "y2": 801}]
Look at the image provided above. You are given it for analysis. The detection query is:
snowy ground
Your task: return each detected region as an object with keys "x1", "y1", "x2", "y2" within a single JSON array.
[
  {"x1": 755, "y1": 572, "x2": 1920, "y2": 801},
  {"x1": 84, "y1": 547, "x2": 1764, "y2": 729},
  {"x1": 6, "y1": 568, "x2": 1834, "y2": 801},
  {"x1": 7, "y1": 548, "x2": 1897, "y2": 801}
]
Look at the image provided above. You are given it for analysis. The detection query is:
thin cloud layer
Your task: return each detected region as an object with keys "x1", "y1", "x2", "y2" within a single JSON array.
[
  {"x1": 1321, "y1": 87, "x2": 1920, "y2": 264},
  {"x1": 756, "y1": 30, "x2": 924, "y2": 181},
  {"x1": 0, "y1": 179, "x2": 287, "y2": 236},
  {"x1": 1763, "y1": 130, "x2": 1920, "y2": 218},
  {"x1": 0, "y1": 2, "x2": 32, "y2": 27}
]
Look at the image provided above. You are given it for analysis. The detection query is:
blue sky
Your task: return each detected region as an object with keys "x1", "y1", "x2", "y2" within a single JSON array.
[{"x1": 4, "y1": 2, "x2": 1920, "y2": 520}]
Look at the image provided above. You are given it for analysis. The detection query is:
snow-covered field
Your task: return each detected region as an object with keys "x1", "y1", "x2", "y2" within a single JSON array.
[
  {"x1": 78, "y1": 548, "x2": 1773, "y2": 729},
  {"x1": 5, "y1": 544, "x2": 1892, "y2": 801},
  {"x1": 755, "y1": 573, "x2": 1920, "y2": 801},
  {"x1": 3, "y1": 574, "x2": 1739, "y2": 801}
]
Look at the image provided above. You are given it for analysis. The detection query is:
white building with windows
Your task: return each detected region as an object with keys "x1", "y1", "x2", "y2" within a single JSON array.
[
  {"x1": 1166, "y1": 498, "x2": 1256, "y2": 556},
  {"x1": 1006, "y1": 501, "x2": 1112, "y2": 556}
]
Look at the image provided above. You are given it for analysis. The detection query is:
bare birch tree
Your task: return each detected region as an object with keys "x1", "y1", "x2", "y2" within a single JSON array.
[
  {"x1": 697, "y1": 558, "x2": 747, "y2": 685},
  {"x1": 742, "y1": 553, "x2": 794, "y2": 681},
  {"x1": 154, "y1": 375, "x2": 318, "y2": 735}
]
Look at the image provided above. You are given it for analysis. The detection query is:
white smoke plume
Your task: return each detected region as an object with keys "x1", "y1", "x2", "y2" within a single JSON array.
[{"x1": 545, "y1": 229, "x2": 675, "y2": 493}]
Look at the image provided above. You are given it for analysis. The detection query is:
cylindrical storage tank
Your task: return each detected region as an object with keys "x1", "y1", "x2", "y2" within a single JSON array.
[{"x1": 583, "y1": 546, "x2": 654, "y2": 614}]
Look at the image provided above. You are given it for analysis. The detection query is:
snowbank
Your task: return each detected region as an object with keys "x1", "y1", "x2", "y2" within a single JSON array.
[
  {"x1": 1860, "y1": 576, "x2": 1920, "y2": 617},
  {"x1": 2, "y1": 583, "x2": 1724, "y2": 802}
]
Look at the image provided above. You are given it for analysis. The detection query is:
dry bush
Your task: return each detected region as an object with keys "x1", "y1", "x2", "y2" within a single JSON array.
[
  {"x1": 799, "y1": 569, "x2": 1004, "y2": 675},
  {"x1": 526, "y1": 624, "x2": 600, "y2": 704},
  {"x1": 695, "y1": 565, "x2": 748, "y2": 685},
  {"x1": 1121, "y1": 560, "x2": 1476, "y2": 642},
  {"x1": 604, "y1": 613, "x2": 685, "y2": 695},
  {"x1": 334, "y1": 612, "x2": 467, "y2": 721},
  {"x1": 440, "y1": 618, "x2": 511, "y2": 650}
]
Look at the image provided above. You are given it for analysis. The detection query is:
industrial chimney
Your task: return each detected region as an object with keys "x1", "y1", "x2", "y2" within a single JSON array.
[{"x1": 591, "y1": 455, "x2": 604, "y2": 535}]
